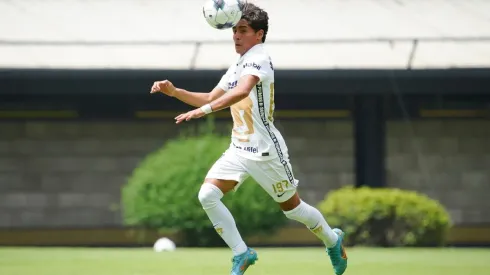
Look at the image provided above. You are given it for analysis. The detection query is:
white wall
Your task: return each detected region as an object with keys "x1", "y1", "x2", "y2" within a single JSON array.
[{"x1": 1, "y1": 0, "x2": 490, "y2": 69}]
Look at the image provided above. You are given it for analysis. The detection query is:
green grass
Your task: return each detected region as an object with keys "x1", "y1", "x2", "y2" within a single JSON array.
[{"x1": 0, "y1": 247, "x2": 489, "y2": 275}]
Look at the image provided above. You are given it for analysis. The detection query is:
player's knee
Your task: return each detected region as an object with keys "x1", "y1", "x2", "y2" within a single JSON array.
[
  {"x1": 283, "y1": 200, "x2": 310, "y2": 224},
  {"x1": 283, "y1": 200, "x2": 323, "y2": 228},
  {"x1": 198, "y1": 182, "x2": 224, "y2": 210}
]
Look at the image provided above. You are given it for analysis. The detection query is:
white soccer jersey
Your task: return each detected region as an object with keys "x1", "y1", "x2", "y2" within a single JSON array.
[{"x1": 217, "y1": 44, "x2": 289, "y2": 162}]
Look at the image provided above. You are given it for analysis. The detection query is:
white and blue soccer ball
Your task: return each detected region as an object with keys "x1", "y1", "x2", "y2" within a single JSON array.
[{"x1": 202, "y1": 0, "x2": 246, "y2": 30}]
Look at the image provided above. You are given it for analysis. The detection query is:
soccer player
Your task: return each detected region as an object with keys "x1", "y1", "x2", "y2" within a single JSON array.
[{"x1": 150, "y1": 3, "x2": 348, "y2": 275}]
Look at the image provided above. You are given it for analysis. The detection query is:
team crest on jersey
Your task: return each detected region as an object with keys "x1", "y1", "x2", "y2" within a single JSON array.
[{"x1": 228, "y1": 80, "x2": 237, "y2": 90}]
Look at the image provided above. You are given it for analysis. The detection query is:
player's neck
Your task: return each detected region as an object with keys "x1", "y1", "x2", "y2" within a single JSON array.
[{"x1": 239, "y1": 43, "x2": 263, "y2": 57}]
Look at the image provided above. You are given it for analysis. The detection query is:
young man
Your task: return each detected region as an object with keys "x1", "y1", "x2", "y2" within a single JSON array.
[{"x1": 150, "y1": 3, "x2": 347, "y2": 275}]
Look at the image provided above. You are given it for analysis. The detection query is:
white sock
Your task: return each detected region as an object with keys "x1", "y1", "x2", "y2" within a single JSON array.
[
  {"x1": 198, "y1": 183, "x2": 248, "y2": 256},
  {"x1": 283, "y1": 200, "x2": 339, "y2": 248}
]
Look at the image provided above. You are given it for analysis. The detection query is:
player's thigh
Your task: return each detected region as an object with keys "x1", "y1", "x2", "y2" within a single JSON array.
[
  {"x1": 205, "y1": 150, "x2": 249, "y2": 194},
  {"x1": 245, "y1": 157, "x2": 299, "y2": 203}
]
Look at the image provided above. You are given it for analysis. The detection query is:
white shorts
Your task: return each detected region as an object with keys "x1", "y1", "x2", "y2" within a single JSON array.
[{"x1": 205, "y1": 149, "x2": 299, "y2": 203}]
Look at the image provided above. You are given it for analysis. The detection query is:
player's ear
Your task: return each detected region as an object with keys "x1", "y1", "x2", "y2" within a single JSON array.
[{"x1": 256, "y1": 29, "x2": 264, "y2": 41}]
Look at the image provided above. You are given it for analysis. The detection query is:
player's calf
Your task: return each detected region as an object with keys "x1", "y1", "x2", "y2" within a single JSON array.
[
  {"x1": 282, "y1": 199, "x2": 339, "y2": 247},
  {"x1": 282, "y1": 199, "x2": 348, "y2": 275},
  {"x1": 198, "y1": 182, "x2": 248, "y2": 256}
]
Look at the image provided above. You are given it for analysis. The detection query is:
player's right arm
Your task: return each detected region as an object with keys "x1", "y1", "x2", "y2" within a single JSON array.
[{"x1": 150, "y1": 80, "x2": 225, "y2": 108}]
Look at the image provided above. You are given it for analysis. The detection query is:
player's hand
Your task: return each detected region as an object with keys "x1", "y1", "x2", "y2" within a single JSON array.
[
  {"x1": 174, "y1": 108, "x2": 205, "y2": 124},
  {"x1": 150, "y1": 80, "x2": 176, "y2": 97}
]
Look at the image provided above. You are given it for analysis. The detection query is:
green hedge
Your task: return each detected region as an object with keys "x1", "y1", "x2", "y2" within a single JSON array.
[
  {"x1": 318, "y1": 186, "x2": 451, "y2": 247},
  {"x1": 121, "y1": 119, "x2": 287, "y2": 246}
]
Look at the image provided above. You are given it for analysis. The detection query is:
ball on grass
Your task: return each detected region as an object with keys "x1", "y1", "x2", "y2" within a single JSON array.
[{"x1": 153, "y1": 237, "x2": 176, "y2": 252}]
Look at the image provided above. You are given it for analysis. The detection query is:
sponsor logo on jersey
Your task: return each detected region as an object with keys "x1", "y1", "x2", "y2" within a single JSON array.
[
  {"x1": 233, "y1": 143, "x2": 259, "y2": 154},
  {"x1": 243, "y1": 62, "x2": 261, "y2": 70}
]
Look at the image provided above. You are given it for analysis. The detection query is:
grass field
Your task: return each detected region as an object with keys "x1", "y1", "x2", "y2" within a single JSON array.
[{"x1": 0, "y1": 246, "x2": 489, "y2": 275}]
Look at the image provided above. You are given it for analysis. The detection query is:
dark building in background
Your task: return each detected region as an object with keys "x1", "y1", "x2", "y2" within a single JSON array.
[{"x1": 0, "y1": 68, "x2": 489, "y2": 246}]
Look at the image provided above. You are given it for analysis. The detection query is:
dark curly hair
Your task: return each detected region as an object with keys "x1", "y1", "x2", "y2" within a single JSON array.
[{"x1": 241, "y1": 2, "x2": 269, "y2": 42}]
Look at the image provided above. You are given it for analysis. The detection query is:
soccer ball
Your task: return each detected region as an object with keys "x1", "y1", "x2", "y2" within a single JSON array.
[
  {"x1": 153, "y1": 237, "x2": 176, "y2": 252},
  {"x1": 202, "y1": 0, "x2": 246, "y2": 30}
]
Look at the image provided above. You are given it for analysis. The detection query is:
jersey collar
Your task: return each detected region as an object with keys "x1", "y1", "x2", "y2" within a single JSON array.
[{"x1": 237, "y1": 43, "x2": 264, "y2": 63}]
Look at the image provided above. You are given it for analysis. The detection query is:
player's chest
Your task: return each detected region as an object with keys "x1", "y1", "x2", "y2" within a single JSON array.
[{"x1": 225, "y1": 60, "x2": 260, "y2": 90}]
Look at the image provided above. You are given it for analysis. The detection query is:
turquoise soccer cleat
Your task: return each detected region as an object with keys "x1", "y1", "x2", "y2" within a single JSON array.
[
  {"x1": 326, "y1": 228, "x2": 348, "y2": 275},
  {"x1": 230, "y1": 248, "x2": 258, "y2": 275}
]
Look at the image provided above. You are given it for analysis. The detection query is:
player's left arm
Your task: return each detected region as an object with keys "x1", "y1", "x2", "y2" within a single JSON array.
[
  {"x1": 175, "y1": 56, "x2": 271, "y2": 124},
  {"x1": 208, "y1": 75, "x2": 259, "y2": 111},
  {"x1": 174, "y1": 75, "x2": 258, "y2": 124}
]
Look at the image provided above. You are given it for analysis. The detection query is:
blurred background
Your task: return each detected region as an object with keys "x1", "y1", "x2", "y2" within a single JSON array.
[{"x1": 1, "y1": 0, "x2": 490, "y2": 249}]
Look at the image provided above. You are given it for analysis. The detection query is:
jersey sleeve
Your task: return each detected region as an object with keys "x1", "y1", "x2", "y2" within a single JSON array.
[
  {"x1": 217, "y1": 66, "x2": 233, "y2": 92},
  {"x1": 239, "y1": 55, "x2": 273, "y2": 82}
]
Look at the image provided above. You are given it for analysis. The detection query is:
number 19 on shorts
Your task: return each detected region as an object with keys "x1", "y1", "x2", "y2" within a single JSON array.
[{"x1": 272, "y1": 180, "x2": 290, "y2": 194}]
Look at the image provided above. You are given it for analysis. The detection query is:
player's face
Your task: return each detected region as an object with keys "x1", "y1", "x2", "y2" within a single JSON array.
[{"x1": 232, "y1": 19, "x2": 263, "y2": 55}]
